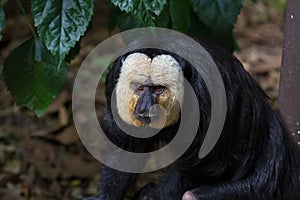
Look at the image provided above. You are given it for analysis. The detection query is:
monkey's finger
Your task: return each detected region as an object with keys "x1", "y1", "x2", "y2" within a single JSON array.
[{"x1": 182, "y1": 191, "x2": 197, "y2": 200}]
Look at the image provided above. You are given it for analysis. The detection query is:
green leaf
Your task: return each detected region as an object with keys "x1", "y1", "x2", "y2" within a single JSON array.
[
  {"x1": 109, "y1": 4, "x2": 121, "y2": 32},
  {"x1": 3, "y1": 38, "x2": 67, "y2": 116},
  {"x1": 169, "y1": 0, "x2": 191, "y2": 32},
  {"x1": 156, "y1": 5, "x2": 170, "y2": 28},
  {"x1": 191, "y1": 0, "x2": 243, "y2": 34},
  {"x1": 189, "y1": 11, "x2": 237, "y2": 52},
  {"x1": 65, "y1": 40, "x2": 80, "y2": 63},
  {"x1": 109, "y1": 4, "x2": 144, "y2": 32},
  {"x1": 111, "y1": 0, "x2": 167, "y2": 26},
  {"x1": 0, "y1": 5, "x2": 6, "y2": 41},
  {"x1": 119, "y1": 13, "x2": 144, "y2": 31},
  {"x1": 31, "y1": 0, "x2": 94, "y2": 64}
]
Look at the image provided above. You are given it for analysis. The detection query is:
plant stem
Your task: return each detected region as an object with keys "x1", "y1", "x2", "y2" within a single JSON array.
[{"x1": 16, "y1": 0, "x2": 37, "y2": 38}]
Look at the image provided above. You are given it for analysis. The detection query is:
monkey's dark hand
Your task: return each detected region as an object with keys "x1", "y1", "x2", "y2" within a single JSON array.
[
  {"x1": 132, "y1": 183, "x2": 159, "y2": 200},
  {"x1": 182, "y1": 191, "x2": 197, "y2": 200}
]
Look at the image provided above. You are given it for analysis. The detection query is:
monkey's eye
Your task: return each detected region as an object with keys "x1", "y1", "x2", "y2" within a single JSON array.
[
  {"x1": 154, "y1": 86, "x2": 165, "y2": 94},
  {"x1": 136, "y1": 85, "x2": 145, "y2": 92}
]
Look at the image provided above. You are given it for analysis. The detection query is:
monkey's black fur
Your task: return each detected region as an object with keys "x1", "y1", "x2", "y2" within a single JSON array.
[{"x1": 87, "y1": 41, "x2": 300, "y2": 200}]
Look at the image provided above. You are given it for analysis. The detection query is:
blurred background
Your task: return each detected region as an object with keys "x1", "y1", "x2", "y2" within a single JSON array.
[{"x1": 0, "y1": 0, "x2": 289, "y2": 199}]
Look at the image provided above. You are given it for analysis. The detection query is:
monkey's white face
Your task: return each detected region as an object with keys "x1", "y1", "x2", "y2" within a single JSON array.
[{"x1": 115, "y1": 53, "x2": 184, "y2": 129}]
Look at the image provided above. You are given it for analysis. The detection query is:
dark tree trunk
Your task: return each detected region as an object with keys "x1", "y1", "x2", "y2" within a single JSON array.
[{"x1": 278, "y1": 0, "x2": 300, "y2": 147}]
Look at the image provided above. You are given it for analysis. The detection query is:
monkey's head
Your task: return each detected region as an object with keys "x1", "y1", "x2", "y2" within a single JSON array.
[{"x1": 115, "y1": 52, "x2": 184, "y2": 129}]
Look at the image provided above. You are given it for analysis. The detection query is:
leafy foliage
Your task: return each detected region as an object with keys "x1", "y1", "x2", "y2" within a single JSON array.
[
  {"x1": 0, "y1": 5, "x2": 5, "y2": 40},
  {"x1": 111, "y1": 0, "x2": 167, "y2": 26},
  {"x1": 31, "y1": 0, "x2": 94, "y2": 64},
  {"x1": 2, "y1": 0, "x2": 243, "y2": 116},
  {"x1": 169, "y1": 0, "x2": 191, "y2": 32},
  {"x1": 191, "y1": 0, "x2": 243, "y2": 34},
  {"x1": 3, "y1": 38, "x2": 67, "y2": 116},
  {"x1": 110, "y1": 0, "x2": 243, "y2": 51},
  {"x1": 109, "y1": 4, "x2": 144, "y2": 32}
]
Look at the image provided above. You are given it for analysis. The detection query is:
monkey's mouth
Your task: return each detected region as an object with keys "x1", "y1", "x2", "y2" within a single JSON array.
[
  {"x1": 134, "y1": 113, "x2": 161, "y2": 125},
  {"x1": 133, "y1": 104, "x2": 164, "y2": 126}
]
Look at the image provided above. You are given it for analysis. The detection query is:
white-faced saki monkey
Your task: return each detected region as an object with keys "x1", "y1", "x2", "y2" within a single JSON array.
[{"x1": 85, "y1": 40, "x2": 300, "y2": 200}]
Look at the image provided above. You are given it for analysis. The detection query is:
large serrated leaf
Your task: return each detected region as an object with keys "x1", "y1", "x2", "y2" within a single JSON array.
[
  {"x1": 0, "y1": 5, "x2": 6, "y2": 41},
  {"x1": 109, "y1": 4, "x2": 143, "y2": 32},
  {"x1": 31, "y1": 0, "x2": 93, "y2": 63},
  {"x1": 156, "y1": 6, "x2": 170, "y2": 28},
  {"x1": 189, "y1": 11, "x2": 237, "y2": 52},
  {"x1": 111, "y1": 0, "x2": 167, "y2": 26},
  {"x1": 169, "y1": 0, "x2": 191, "y2": 32},
  {"x1": 191, "y1": 0, "x2": 243, "y2": 34},
  {"x1": 3, "y1": 38, "x2": 67, "y2": 116}
]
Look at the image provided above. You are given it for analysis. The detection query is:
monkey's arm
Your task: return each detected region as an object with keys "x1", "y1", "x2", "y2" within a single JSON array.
[
  {"x1": 98, "y1": 166, "x2": 137, "y2": 200},
  {"x1": 94, "y1": 112, "x2": 147, "y2": 200},
  {"x1": 181, "y1": 180, "x2": 264, "y2": 200},
  {"x1": 84, "y1": 166, "x2": 137, "y2": 200},
  {"x1": 157, "y1": 170, "x2": 193, "y2": 199},
  {"x1": 133, "y1": 169, "x2": 193, "y2": 200}
]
